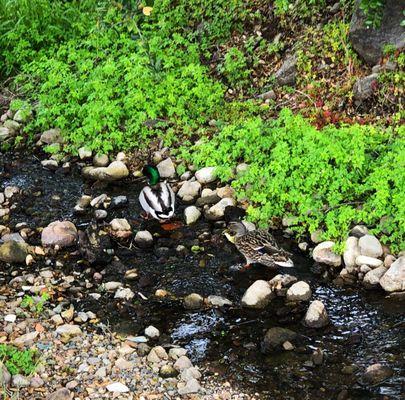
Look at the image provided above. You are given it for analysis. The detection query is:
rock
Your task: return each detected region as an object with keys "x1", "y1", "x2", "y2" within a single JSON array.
[
  {"x1": 47, "y1": 388, "x2": 72, "y2": 400},
  {"x1": 217, "y1": 186, "x2": 235, "y2": 198},
  {"x1": 362, "y1": 363, "x2": 393, "y2": 385},
  {"x1": 241, "y1": 280, "x2": 274, "y2": 308},
  {"x1": 257, "y1": 90, "x2": 276, "y2": 100},
  {"x1": 0, "y1": 127, "x2": 11, "y2": 141},
  {"x1": 116, "y1": 152, "x2": 127, "y2": 162},
  {"x1": 41, "y1": 159, "x2": 59, "y2": 170},
  {"x1": 157, "y1": 157, "x2": 176, "y2": 178},
  {"x1": 195, "y1": 166, "x2": 217, "y2": 184},
  {"x1": 12, "y1": 374, "x2": 30, "y2": 388},
  {"x1": 310, "y1": 229, "x2": 324, "y2": 244},
  {"x1": 55, "y1": 324, "x2": 82, "y2": 337},
  {"x1": 205, "y1": 198, "x2": 236, "y2": 220},
  {"x1": 363, "y1": 266, "x2": 387, "y2": 286},
  {"x1": 51, "y1": 315, "x2": 64, "y2": 326},
  {"x1": 160, "y1": 364, "x2": 179, "y2": 378},
  {"x1": 0, "y1": 241, "x2": 29, "y2": 263},
  {"x1": 110, "y1": 218, "x2": 131, "y2": 231},
  {"x1": 304, "y1": 300, "x2": 329, "y2": 328},
  {"x1": 83, "y1": 161, "x2": 129, "y2": 181},
  {"x1": 312, "y1": 241, "x2": 341, "y2": 267},
  {"x1": 4, "y1": 314, "x2": 16, "y2": 323},
  {"x1": 90, "y1": 193, "x2": 108, "y2": 208},
  {"x1": 282, "y1": 341, "x2": 294, "y2": 351},
  {"x1": 13, "y1": 331, "x2": 38, "y2": 347},
  {"x1": 93, "y1": 153, "x2": 109, "y2": 167},
  {"x1": 184, "y1": 206, "x2": 201, "y2": 225},
  {"x1": 94, "y1": 209, "x2": 107, "y2": 220},
  {"x1": 355, "y1": 255, "x2": 383, "y2": 268},
  {"x1": 0, "y1": 361, "x2": 11, "y2": 386},
  {"x1": 262, "y1": 327, "x2": 297, "y2": 351},
  {"x1": 110, "y1": 195, "x2": 128, "y2": 208},
  {"x1": 135, "y1": 230, "x2": 153, "y2": 248},
  {"x1": 181, "y1": 366, "x2": 202, "y2": 381},
  {"x1": 177, "y1": 180, "x2": 201, "y2": 202},
  {"x1": 105, "y1": 281, "x2": 122, "y2": 291},
  {"x1": 207, "y1": 295, "x2": 232, "y2": 307},
  {"x1": 169, "y1": 348, "x2": 187, "y2": 360},
  {"x1": 78, "y1": 147, "x2": 92, "y2": 160},
  {"x1": 358, "y1": 234, "x2": 383, "y2": 258},
  {"x1": 349, "y1": 0, "x2": 405, "y2": 66},
  {"x1": 350, "y1": 225, "x2": 369, "y2": 237},
  {"x1": 178, "y1": 378, "x2": 201, "y2": 395},
  {"x1": 106, "y1": 382, "x2": 129, "y2": 393},
  {"x1": 195, "y1": 194, "x2": 221, "y2": 206},
  {"x1": 360, "y1": 265, "x2": 371, "y2": 274},
  {"x1": 148, "y1": 346, "x2": 168, "y2": 363},
  {"x1": 384, "y1": 254, "x2": 396, "y2": 268},
  {"x1": 282, "y1": 216, "x2": 298, "y2": 227},
  {"x1": 41, "y1": 221, "x2": 77, "y2": 248},
  {"x1": 236, "y1": 163, "x2": 249, "y2": 176},
  {"x1": 114, "y1": 357, "x2": 133, "y2": 370},
  {"x1": 114, "y1": 287, "x2": 135, "y2": 300},
  {"x1": 268, "y1": 274, "x2": 298, "y2": 296},
  {"x1": 286, "y1": 281, "x2": 312, "y2": 301},
  {"x1": 40, "y1": 128, "x2": 64, "y2": 144},
  {"x1": 145, "y1": 325, "x2": 160, "y2": 338},
  {"x1": 4, "y1": 186, "x2": 19, "y2": 198},
  {"x1": 343, "y1": 237, "x2": 360, "y2": 270},
  {"x1": 380, "y1": 256, "x2": 405, "y2": 292},
  {"x1": 174, "y1": 356, "x2": 193, "y2": 371},
  {"x1": 3, "y1": 119, "x2": 20, "y2": 133},
  {"x1": 275, "y1": 54, "x2": 297, "y2": 86},
  {"x1": 184, "y1": 293, "x2": 204, "y2": 309},
  {"x1": 242, "y1": 220, "x2": 256, "y2": 231},
  {"x1": 353, "y1": 74, "x2": 378, "y2": 101},
  {"x1": 312, "y1": 348, "x2": 324, "y2": 365},
  {"x1": 13, "y1": 108, "x2": 32, "y2": 123}
]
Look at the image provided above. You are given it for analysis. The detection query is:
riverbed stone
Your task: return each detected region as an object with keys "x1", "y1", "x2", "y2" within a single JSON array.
[
  {"x1": 78, "y1": 147, "x2": 92, "y2": 160},
  {"x1": 363, "y1": 266, "x2": 387, "y2": 287},
  {"x1": 178, "y1": 378, "x2": 201, "y2": 395},
  {"x1": 362, "y1": 363, "x2": 393, "y2": 385},
  {"x1": 135, "y1": 230, "x2": 153, "y2": 248},
  {"x1": 0, "y1": 240, "x2": 29, "y2": 263},
  {"x1": 269, "y1": 274, "x2": 298, "y2": 296},
  {"x1": 350, "y1": 225, "x2": 368, "y2": 237},
  {"x1": 195, "y1": 167, "x2": 217, "y2": 184},
  {"x1": 106, "y1": 382, "x2": 129, "y2": 393},
  {"x1": 41, "y1": 221, "x2": 77, "y2": 248},
  {"x1": 47, "y1": 388, "x2": 71, "y2": 400},
  {"x1": 304, "y1": 300, "x2": 329, "y2": 328},
  {"x1": 355, "y1": 255, "x2": 383, "y2": 268},
  {"x1": 358, "y1": 234, "x2": 383, "y2": 258},
  {"x1": 145, "y1": 325, "x2": 160, "y2": 339},
  {"x1": 174, "y1": 356, "x2": 193, "y2": 371},
  {"x1": 40, "y1": 128, "x2": 64, "y2": 144},
  {"x1": 184, "y1": 293, "x2": 204, "y2": 309},
  {"x1": 184, "y1": 206, "x2": 201, "y2": 225},
  {"x1": 93, "y1": 153, "x2": 109, "y2": 167},
  {"x1": 286, "y1": 281, "x2": 312, "y2": 301},
  {"x1": 343, "y1": 237, "x2": 360, "y2": 270},
  {"x1": 241, "y1": 280, "x2": 274, "y2": 308},
  {"x1": 205, "y1": 198, "x2": 236, "y2": 220},
  {"x1": 0, "y1": 127, "x2": 11, "y2": 141},
  {"x1": 262, "y1": 327, "x2": 298, "y2": 351},
  {"x1": 157, "y1": 157, "x2": 176, "y2": 178},
  {"x1": 177, "y1": 180, "x2": 201, "y2": 202},
  {"x1": 207, "y1": 295, "x2": 233, "y2": 307},
  {"x1": 160, "y1": 364, "x2": 178, "y2": 378},
  {"x1": 110, "y1": 218, "x2": 131, "y2": 231},
  {"x1": 12, "y1": 374, "x2": 30, "y2": 388},
  {"x1": 312, "y1": 241, "x2": 341, "y2": 267},
  {"x1": 0, "y1": 361, "x2": 11, "y2": 386},
  {"x1": 353, "y1": 74, "x2": 378, "y2": 101},
  {"x1": 114, "y1": 287, "x2": 135, "y2": 300},
  {"x1": 83, "y1": 161, "x2": 129, "y2": 181},
  {"x1": 55, "y1": 324, "x2": 82, "y2": 337},
  {"x1": 380, "y1": 256, "x2": 405, "y2": 292},
  {"x1": 275, "y1": 53, "x2": 297, "y2": 86}
]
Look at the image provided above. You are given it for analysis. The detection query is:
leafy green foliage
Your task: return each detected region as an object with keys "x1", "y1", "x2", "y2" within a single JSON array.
[
  {"x1": 0, "y1": 345, "x2": 38, "y2": 376},
  {"x1": 359, "y1": 0, "x2": 385, "y2": 28},
  {"x1": 184, "y1": 109, "x2": 404, "y2": 251},
  {"x1": 21, "y1": 292, "x2": 50, "y2": 315},
  {"x1": 218, "y1": 47, "x2": 251, "y2": 88}
]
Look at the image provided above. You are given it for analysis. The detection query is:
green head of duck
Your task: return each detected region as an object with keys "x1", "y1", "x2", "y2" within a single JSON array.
[{"x1": 142, "y1": 165, "x2": 160, "y2": 186}]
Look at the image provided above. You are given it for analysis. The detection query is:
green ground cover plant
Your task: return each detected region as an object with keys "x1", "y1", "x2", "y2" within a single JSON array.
[{"x1": 0, "y1": 345, "x2": 38, "y2": 376}]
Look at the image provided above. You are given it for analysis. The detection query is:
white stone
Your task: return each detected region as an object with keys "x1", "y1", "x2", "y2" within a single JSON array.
[
  {"x1": 110, "y1": 218, "x2": 130, "y2": 231},
  {"x1": 178, "y1": 378, "x2": 201, "y2": 395},
  {"x1": 363, "y1": 266, "x2": 387, "y2": 286},
  {"x1": 106, "y1": 382, "x2": 129, "y2": 393},
  {"x1": 78, "y1": 147, "x2": 92, "y2": 160},
  {"x1": 157, "y1": 157, "x2": 176, "y2": 178},
  {"x1": 312, "y1": 241, "x2": 342, "y2": 267},
  {"x1": 114, "y1": 287, "x2": 135, "y2": 300},
  {"x1": 343, "y1": 237, "x2": 360, "y2": 269},
  {"x1": 195, "y1": 166, "x2": 217, "y2": 184},
  {"x1": 184, "y1": 206, "x2": 201, "y2": 225},
  {"x1": 286, "y1": 281, "x2": 312, "y2": 301},
  {"x1": 380, "y1": 256, "x2": 405, "y2": 292},
  {"x1": 55, "y1": 324, "x2": 82, "y2": 337},
  {"x1": 177, "y1": 180, "x2": 201, "y2": 201},
  {"x1": 135, "y1": 230, "x2": 153, "y2": 248},
  {"x1": 241, "y1": 280, "x2": 274, "y2": 309},
  {"x1": 145, "y1": 325, "x2": 160, "y2": 338},
  {"x1": 93, "y1": 154, "x2": 109, "y2": 167},
  {"x1": 304, "y1": 300, "x2": 329, "y2": 328},
  {"x1": 205, "y1": 198, "x2": 236, "y2": 220},
  {"x1": 4, "y1": 314, "x2": 16, "y2": 323},
  {"x1": 105, "y1": 281, "x2": 123, "y2": 291},
  {"x1": 355, "y1": 255, "x2": 383, "y2": 268},
  {"x1": 83, "y1": 161, "x2": 129, "y2": 181},
  {"x1": 207, "y1": 295, "x2": 233, "y2": 307},
  {"x1": 358, "y1": 235, "x2": 383, "y2": 258}
]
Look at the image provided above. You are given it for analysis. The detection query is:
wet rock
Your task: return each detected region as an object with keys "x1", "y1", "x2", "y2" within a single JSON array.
[
  {"x1": 41, "y1": 221, "x2": 77, "y2": 248},
  {"x1": 77, "y1": 224, "x2": 113, "y2": 265},
  {"x1": 90, "y1": 193, "x2": 108, "y2": 208},
  {"x1": 47, "y1": 388, "x2": 71, "y2": 400},
  {"x1": 355, "y1": 255, "x2": 383, "y2": 268},
  {"x1": 311, "y1": 348, "x2": 324, "y2": 365},
  {"x1": 110, "y1": 218, "x2": 131, "y2": 231},
  {"x1": 135, "y1": 230, "x2": 153, "y2": 248},
  {"x1": 241, "y1": 280, "x2": 274, "y2": 309},
  {"x1": 275, "y1": 54, "x2": 297, "y2": 86},
  {"x1": 184, "y1": 293, "x2": 204, "y2": 309},
  {"x1": 145, "y1": 325, "x2": 160, "y2": 338},
  {"x1": 304, "y1": 300, "x2": 329, "y2": 328},
  {"x1": 105, "y1": 281, "x2": 122, "y2": 291},
  {"x1": 157, "y1": 157, "x2": 176, "y2": 178},
  {"x1": 262, "y1": 327, "x2": 298, "y2": 351},
  {"x1": 12, "y1": 374, "x2": 30, "y2": 388},
  {"x1": 184, "y1": 206, "x2": 201, "y2": 225},
  {"x1": 363, "y1": 266, "x2": 387, "y2": 286},
  {"x1": 83, "y1": 161, "x2": 129, "y2": 181},
  {"x1": 0, "y1": 361, "x2": 11, "y2": 386},
  {"x1": 114, "y1": 287, "x2": 135, "y2": 300},
  {"x1": 358, "y1": 234, "x2": 383, "y2": 258},
  {"x1": 312, "y1": 241, "x2": 341, "y2": 267},
  {"x1": 349, "y1": 0, "x2": 405, "y2": 66},
  {"x1": 160, "y1": 364, "x2": 178, "y2": 378},
  {"x1": 0, "y1": 240, "x2": 29, "y2": 263},
  {"x1": 205, "y1": 198, "x2": 236, "y2": 220},
  {"x1": 78, "y1": 147, "x2": 92, "y2": 160},
  {"x1": 40, "y1": 128, "x2": 64, "y2": 144},
  {"x1": 41, "y1": 159, "x2": 59, "y2": 170},
  {"x1": 362, "y1": 363, "x2": 393, "y2": 385},
  {"x1": 343, "y1": 236, "x2": 360, "y2": 270},
  {"x1": 94, "y1": 209, "x2": 107, "y2": 220},
  {"x1": 353, "y1": 74, "x2": 378, "y2": 101},
  {"x1": 4, "y1": 186, "x2": 19, "y2": 198},
  {"x1": 195, "y1": 194, "x2": 221, "y2": 206},
  {"x1": 207, "y1": 295, "x2": 233, "y2": 307},
  {"x1": 174, "y1": 356, "x2": 193, "y2": 371},
  {"x1": 178, "y1": 378, "x2": 201, "y2": 395},
  {"x1": 93, "y1": 153, "x2": 109, "y2": 167},
  {"x1": 268, "y1": 274, "x2": 298, "y2": 296},
  {"x1": 380, "y1": 256, "x2": 405, "y2": 292},
  {"x1": 106, "y1": 382, "x2": 129, "y2": 393},
  {"x1": 286, "y1": 281, "x2": 312, "y2": 302},
  {"x1": 110, "y1": 195, "x2": 128, "y2": 208},
  {"x1": 178, "y1": 180, "x2": 201, "y2": 202},
  {"x1": 195, "y1": 166, "x2": 217, "y2": 184}
]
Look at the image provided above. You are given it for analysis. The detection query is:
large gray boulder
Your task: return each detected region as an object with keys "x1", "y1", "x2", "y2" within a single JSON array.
[{"x1": 349, "y1": 0, "x2": 405, "y2": 66}]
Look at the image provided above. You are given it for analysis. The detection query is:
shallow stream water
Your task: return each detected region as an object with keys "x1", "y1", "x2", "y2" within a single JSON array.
[{"x1": 1, "y1": 152, "x2": 404, "y2": 399}]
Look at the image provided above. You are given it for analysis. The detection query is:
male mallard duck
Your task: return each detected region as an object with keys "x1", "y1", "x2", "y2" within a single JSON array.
[
  {"x1": 139, "y1": 165, "x2": 175, "y2": 221},
  {"x1": 225, "y1": 221, "x2": 294, "y2": 269}
]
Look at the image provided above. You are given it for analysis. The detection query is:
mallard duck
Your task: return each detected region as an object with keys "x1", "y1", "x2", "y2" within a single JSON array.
[
  {"x1": 225, "y1": 221, "x2": 294, "y2": 269},
  {"x1": 139, "y1": 165, "x2": 175, "y2": 221}
]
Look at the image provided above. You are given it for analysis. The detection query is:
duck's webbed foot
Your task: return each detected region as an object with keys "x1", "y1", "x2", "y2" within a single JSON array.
[
  {"x1": 229, "y1": 263, "x2": 251, "y2": 272},
  {"x1": 140, "y1": 211, "x2": 151, "y2": 220}
]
